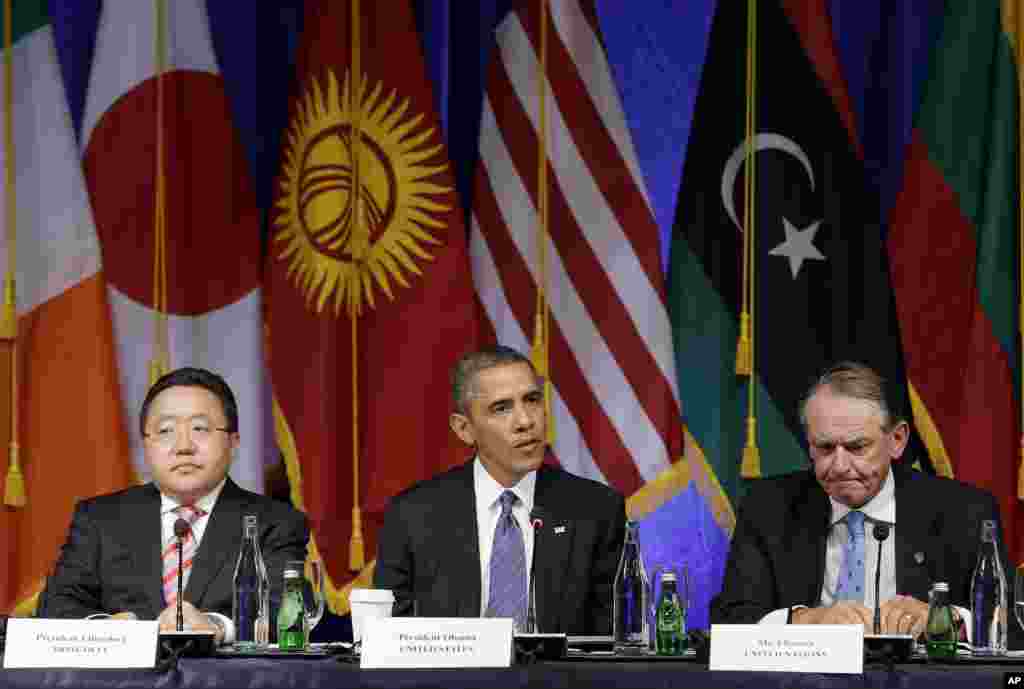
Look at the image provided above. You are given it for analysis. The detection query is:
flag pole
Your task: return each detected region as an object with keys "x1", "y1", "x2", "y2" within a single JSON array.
[
  {"x1": 2, "y1": 0, "x2": 24, "y2": 507},
  {"x1": 348, "y1": 0, "x2": 365, "y2": 572},
  {"x1": 531, "y1": 0, "x2": 555, "y2": 445},
  {"x1": 149, "y1": 0, "x2": 169, "y2": 386},
  {"x1": 734, "y1": 0, "x2": 754, "y2": 378},
  {"x1": 740, "y1": 0, "x2": 761, "y2": 479}
]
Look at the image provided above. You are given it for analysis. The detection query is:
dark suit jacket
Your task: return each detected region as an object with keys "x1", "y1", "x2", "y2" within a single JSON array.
[
  {"x1": 37, "y1": 478, "x2": 309, "y2": 628},
  {"x1": 710, "y1": 461, "x2": 1013, "y2": 634},
  {"x1": 374, "y1": 461, "x2": 626, "y2": 635}
]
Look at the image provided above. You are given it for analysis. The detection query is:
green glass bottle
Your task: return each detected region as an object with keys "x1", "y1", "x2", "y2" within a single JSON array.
[
  {"x1": 925, "y1": 581, "x2": 957, "y2": 660},
  {"x1": 277, "y1": 566, "x2": 307, "y2": 651},
  {"x1": 655, "y1": 572, "x2": 686, "y2": 656}
]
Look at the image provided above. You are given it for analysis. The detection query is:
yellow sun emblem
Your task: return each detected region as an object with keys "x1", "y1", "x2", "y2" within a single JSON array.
[{"x1": 274, "y1": 68, "x2": 454, "y2": 316}]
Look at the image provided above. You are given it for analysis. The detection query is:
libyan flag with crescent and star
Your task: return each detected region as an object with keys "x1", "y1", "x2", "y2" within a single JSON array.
[{"x1": 668, "y1": 0, "x2": 923, "y2": 505}]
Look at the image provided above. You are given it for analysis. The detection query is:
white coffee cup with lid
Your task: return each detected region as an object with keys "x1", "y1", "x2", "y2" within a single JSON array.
[{"x1": 349, "y1": 588, "x2": 395, "y2": 643}]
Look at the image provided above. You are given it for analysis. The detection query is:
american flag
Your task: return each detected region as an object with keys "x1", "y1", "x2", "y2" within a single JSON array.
[{"x1": 469, "y1": 0, "x2": 682, "y2": 498}]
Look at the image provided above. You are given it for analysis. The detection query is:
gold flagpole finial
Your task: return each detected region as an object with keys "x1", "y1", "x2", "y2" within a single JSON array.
[
  {"x1": 740, "y1": 414, "x2": 761, "y2": 479},
  {"x1": 4, "y1": 337, "x2": 23, "y2": 506},
  {"x1": 4, "y1": 441, "x2": 23, "y2": 507}
]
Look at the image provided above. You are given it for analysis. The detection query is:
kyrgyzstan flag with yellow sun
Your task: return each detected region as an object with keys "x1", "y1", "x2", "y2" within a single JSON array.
[{"x1": 266, "y1": 0, "x2": 480, "y2": 612}]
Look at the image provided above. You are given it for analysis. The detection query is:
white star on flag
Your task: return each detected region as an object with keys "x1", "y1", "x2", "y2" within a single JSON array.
[{"x1": 768, "y1": 217, "x2": 825, "y2": 278}]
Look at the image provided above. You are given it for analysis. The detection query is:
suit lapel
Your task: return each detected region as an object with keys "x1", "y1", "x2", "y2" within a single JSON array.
[
  {"x1": 137, "y1": 484, "x2": 166, "y2": 616},
  {"x1": 186, "y1": 479, "x2": 244, "y2": 607},
  {"x1": 447, "y1": 462, "x2": 481, "y2": 617},
  {"x1": 790, "y1": 475, "x2": 830, "y2": 607},
  {"x1": 533, "y1": 468, "x2": 571, "y2": 632},
  {"x1": 893, "y1": 464, "x2": 936, "y2": 599}
]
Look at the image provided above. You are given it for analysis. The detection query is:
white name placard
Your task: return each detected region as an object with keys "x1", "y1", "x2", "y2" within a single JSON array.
[
  {"x1": 709, "y1": 624, "x2": 863, "y2": 674},
  {"x1": 3, "y1": 618, "x2": 159, "y2": 669},
  {"x1": 360, "y1": 617, "x2": 513, "y2": 669}
]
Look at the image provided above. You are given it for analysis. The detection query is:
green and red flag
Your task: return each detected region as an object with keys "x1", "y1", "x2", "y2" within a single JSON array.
[{"x1": 888, "y1": 1, "x2": 1022, "y2": 559}]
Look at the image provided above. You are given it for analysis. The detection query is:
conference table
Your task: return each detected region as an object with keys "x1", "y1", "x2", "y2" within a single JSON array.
[{"x1": 1, "y1": 654, "x2": 1019, "y2": 689}]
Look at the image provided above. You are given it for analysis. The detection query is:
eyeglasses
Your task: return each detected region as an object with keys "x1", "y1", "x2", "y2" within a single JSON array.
[{"x1": 143, "y1": 420, "x2": 231, "y2": 449}]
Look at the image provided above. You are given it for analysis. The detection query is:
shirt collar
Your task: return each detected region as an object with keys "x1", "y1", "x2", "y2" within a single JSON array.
[
  {"x1": 473, "y1": 456, "x2": 537, "y2": 513},
  {"x1": 159, "y1": 477, "x2": 227, "y2": 516},
  {"x1": 829, "y1": 466, "x2": 895, "y2": 526}
]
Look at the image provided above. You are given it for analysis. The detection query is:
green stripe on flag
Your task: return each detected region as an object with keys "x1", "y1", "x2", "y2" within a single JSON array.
[
  {"x1": 669, "y1": 228, "x2": 806, "y2": 509},
  {"x1": 7, "y1": 1, "x2": 48, "y2": 46},
  {"x1": 916, "y1": 1, "x2": 1019, "y2": 369},
  {"x1": 669, "y1": 235, "x2": 745, "y2": 505}
]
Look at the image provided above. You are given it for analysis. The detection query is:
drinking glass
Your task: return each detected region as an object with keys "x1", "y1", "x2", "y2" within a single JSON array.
[
  {"x1": 1014, "y1": 564, "x2": 1024, "y2": 634},
  {"x1": 304, "y1": 558, "x2": 326, "y2": 634}
]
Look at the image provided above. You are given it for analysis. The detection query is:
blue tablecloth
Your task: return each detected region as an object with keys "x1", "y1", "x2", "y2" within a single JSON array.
[{"x1": 0, "y1": 656, "x2": 1020, "y2": 689}]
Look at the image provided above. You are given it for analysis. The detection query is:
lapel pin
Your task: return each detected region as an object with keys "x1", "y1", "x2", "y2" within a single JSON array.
[
  {"x1": 914, "y1": 551, "x2": 925, "y2": 565},
  {"x1": 554, "y1": 525, "x2": 567, "y2": 535}
]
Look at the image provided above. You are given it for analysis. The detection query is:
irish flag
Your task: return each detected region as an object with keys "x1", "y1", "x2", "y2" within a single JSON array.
[{"x1": 0, "y1": 1, "x2": 133, "y2": 615}]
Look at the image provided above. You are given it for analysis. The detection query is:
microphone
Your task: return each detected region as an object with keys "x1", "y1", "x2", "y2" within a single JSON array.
[
  {"x1": 872, "y1": 522, "x2": 890, "y2": 634},
  {"x1": 863, "y1": 522, "x2": 911, "y2": 664},
  {"x1": 525, "y1": 507, "x2": 548, "y2": 634},
  {"x1": 173, "y1": 518, "x2": 190, "y2": 632}
]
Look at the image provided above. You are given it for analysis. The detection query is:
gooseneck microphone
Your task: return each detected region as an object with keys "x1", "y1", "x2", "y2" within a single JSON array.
[
  {"x1": 525, "y1": 508, "x2": 547, "y2": 634},
  {"x1": 872, "y1": 523, "x2": 891, "y2": 635},
  {"x1": 173, "y1": 518, "x2": 190, "y2": 632}
]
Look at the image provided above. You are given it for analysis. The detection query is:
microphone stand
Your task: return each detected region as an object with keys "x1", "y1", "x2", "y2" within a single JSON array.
[
  {"x1": 176, "y1": 540, "x2": 184, "y2": 632},
  {"x1": 873, "y1": 523, "x2": 889, "y2": 635},
  {"x1": 525, "y1": 510, "x2": 544, "y2": 635},
  {"x1": 157, "y1": 518, "x2": 215, "y2": 670},
  {"x1": 513, "y1": 508, "x2": 568, "y2": 664},
  {"x1": 173, "y1": 518, "x2": 190, "y2": 632},
  {"x1": 865, "y1": 522, "x2": 910, "y2": 669}
]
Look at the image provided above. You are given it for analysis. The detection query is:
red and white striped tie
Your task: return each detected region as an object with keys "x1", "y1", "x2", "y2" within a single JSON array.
[{"x1": 162, "y1": 504, "x2": 205, "y2": 608}]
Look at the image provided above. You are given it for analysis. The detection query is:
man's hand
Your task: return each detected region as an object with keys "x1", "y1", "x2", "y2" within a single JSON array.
[
  {"x1": 790, "y1": 602, "x2": 873, "y2": 632},
  {"x1": 157, "y1": 601, "x2": 225, "y2": 645},
  {"x1": 878, "y1": 595, "x2": 928, "y2": 637}
]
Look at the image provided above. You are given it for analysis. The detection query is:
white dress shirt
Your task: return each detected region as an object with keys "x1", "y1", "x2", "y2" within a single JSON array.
[{"x1": 474, "y1": 457, "x2": 537, "y2": 616}]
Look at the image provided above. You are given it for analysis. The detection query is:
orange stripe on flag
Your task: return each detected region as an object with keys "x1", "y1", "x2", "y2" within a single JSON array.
[{"x1": 1, "y1": 274, "x2": 133, "y2": 613}]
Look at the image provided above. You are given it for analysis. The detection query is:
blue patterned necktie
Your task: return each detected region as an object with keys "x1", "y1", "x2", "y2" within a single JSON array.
[
  {"x1": 485, "y1": 490, "x2": 527, "y2": 630},
  {"x1": 835, "y1": 510, "x2": 866, "y2": 603}
]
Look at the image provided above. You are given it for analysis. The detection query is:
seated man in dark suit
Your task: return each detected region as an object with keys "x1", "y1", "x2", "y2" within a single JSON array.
[
  {"x1": 37, "y1": 367, "x2": 309, "y2": 644},
  {"x1": 375, "y1": 345, "x2": 626, "y2": 634},
  {"x1": 712, "y1": 361, "x2": 1012, "y2": 640}
]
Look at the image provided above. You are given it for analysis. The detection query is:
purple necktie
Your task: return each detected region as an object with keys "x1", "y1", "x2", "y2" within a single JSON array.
[{"x1": 485, "y1": 490, "x2": 527, "y2": 630}]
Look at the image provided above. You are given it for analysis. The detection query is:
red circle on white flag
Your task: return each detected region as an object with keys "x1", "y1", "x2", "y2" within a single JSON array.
[{"x1": 83, "y1": 70, "x2": 261, "y2": 316}]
